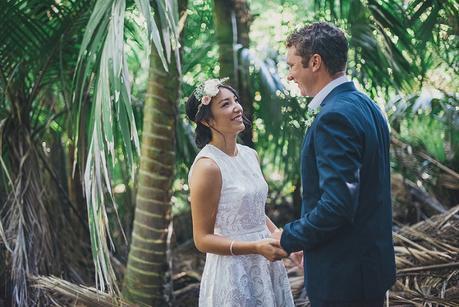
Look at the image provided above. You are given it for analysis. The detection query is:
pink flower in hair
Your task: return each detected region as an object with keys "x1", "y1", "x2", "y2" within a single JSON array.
[{"x1": 201, "y1": 96, "x2": 211, "y2": 105}]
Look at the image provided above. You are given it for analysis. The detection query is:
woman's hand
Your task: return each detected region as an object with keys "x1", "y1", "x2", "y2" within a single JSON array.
[{"x1": 255, "y1": 238, "x2": 288, "y2": 262}]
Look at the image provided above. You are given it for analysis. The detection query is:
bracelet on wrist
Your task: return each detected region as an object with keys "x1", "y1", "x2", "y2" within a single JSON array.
[{"x1": 229, "y1": 240, "x2": 235, "y2": 256}]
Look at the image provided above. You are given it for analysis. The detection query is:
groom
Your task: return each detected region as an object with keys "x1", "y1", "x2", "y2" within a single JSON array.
[{"x1": 272, "y1": 22, "x2": 396, "y2": 306}]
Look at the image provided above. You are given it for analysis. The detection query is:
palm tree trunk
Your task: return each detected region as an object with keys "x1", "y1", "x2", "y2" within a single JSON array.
[
  {"x1": 213, "y1": 0, "x2": 254, "y2": 147},
  {"x1": 234, "y1": 0, "x2": 253, "y2": 147},
  {"x1": 213, "y1": 0, "x2": 238, "y2": 84},
  {"x1": 122, "y1": 22, "x2": 180, "y2": 307}
]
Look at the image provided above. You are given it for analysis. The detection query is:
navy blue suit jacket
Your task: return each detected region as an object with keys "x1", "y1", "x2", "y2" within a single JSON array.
[{"x1": 280, "y1": 81, "x2": 396, "y2": 301}]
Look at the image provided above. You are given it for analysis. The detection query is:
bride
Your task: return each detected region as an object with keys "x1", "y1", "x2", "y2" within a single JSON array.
[{"x1": 186, "y1": 78, "x2": 295, "y2": 306}]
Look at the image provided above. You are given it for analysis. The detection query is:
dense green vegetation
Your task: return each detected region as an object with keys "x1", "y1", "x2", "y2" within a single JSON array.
[{"x1": 0, "y1": 0, "x2": 457, "y2": 306}]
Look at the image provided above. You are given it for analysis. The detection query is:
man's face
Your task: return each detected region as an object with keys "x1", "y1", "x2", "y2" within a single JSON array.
[{"x1": 286, "y1": 46, "x2": 315, "y2": 97}]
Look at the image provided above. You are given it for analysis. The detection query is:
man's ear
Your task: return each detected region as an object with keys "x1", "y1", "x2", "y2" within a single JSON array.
[{"x1": 311, "y1": 54, "x2": 322, "y2": 72}]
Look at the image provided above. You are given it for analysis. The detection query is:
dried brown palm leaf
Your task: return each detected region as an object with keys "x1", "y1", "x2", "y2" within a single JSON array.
[
  {"x1": 30, "y1": 275, "x2": 132, "y2": 307},
  {"x1": 1, "y1": 131, "x2": 55, "y2": 306},
  {"x1": 391, "y1": 205, "x2": 459, "y2": 306}
]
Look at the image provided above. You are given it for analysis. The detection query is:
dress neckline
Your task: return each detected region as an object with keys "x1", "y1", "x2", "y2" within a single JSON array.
[{"x1": 207, "y1": 143, "x2": 240, "y2": 158}]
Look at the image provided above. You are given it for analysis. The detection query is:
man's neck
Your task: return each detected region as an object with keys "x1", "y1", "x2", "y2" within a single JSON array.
[
  {"x1": 307, "y1": 73, "x2": 348, "y2": 109},
  {"x1": 312, "y1": 71, "x2": 346, "y2": 97}
]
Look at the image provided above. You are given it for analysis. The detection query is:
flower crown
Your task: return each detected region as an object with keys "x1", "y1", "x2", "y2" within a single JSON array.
[{"x1": 194, "y1": 77, "x2": 229, "y2": 115}]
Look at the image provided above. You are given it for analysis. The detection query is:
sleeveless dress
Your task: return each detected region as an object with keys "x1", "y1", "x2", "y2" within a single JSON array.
[{"x1": 188, "y1": 144, "x2": 294, "y2": 307}]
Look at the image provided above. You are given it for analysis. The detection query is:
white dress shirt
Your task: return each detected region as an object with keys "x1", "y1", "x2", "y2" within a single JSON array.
[{"x1": 308, "y1": 75, "x2": 349, "y2": 110}]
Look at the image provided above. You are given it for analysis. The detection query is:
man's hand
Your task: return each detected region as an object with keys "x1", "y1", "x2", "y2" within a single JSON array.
[
  {"x1": 267, "y1": 229, "x2": 289, "y2": 261},
  {"x1": 289, "y1": 251, "x2": 304, "y2": 269}
]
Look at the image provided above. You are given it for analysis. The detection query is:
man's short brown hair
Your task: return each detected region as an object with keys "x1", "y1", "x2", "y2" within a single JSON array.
[{"x1": 286, "y1": 22, "x2": 348, "y2": 75}]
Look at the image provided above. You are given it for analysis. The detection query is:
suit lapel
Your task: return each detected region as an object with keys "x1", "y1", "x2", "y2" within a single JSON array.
[
  {"x1": 301, "y1": 82, "x2": 357, "y2": 167},
  {"x1": 300, "y1": 82, "x2": 357, "y2": 193}
]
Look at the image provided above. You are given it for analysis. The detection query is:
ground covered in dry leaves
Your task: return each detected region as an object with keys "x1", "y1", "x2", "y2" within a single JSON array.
[
  {"x1": 31, "y1": 205, "x2": 458, "y2": 306},
  {"x1": 172, "y1": 205, "x2": 459, "y2": 307}
]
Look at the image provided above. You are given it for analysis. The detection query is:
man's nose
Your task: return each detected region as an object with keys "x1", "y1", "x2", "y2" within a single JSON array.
[{"x1": 287, "y1": 74, "x2": 293, "y2": 81}]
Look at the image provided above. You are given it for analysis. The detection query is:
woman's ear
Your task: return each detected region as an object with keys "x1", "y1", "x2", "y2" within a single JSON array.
[
  {"x1": 200, "y1": 120, "x2": 210, "y2": 128},
  {"x1": 202, "y1": 116, "x2": 216, "y2": 127}
]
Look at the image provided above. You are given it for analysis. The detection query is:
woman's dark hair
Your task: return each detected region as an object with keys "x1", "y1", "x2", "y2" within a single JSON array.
[{"x1": 185, "y1": 84, "x2": 250, "y2": 149}]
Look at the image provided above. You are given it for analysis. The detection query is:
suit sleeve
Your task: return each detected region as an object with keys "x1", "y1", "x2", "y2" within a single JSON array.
[{"x1": 281, "y1": 111, "x2": 363, "y2": 253}]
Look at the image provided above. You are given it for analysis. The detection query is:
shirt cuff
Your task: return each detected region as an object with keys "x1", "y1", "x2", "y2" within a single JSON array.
[{"x1": 280, "y1": 223, "x2": 303, "y2": 254}]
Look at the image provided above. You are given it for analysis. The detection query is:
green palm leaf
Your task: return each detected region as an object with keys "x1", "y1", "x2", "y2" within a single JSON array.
[
  {"x1": 73, "y1": 0, "x2": 178, "y2": 294},
  {"x1": 313, "y1": 0, "x2": 418, "y2": 94}
]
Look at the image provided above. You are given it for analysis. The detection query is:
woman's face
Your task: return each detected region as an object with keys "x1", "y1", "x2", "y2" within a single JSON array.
[{"x1": 206, "y1": 87, "x2": 245, "y2": 136}]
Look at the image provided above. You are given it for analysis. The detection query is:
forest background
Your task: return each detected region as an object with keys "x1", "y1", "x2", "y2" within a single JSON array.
[{"x1": 0, "y1": 0, "x2": 458, "y2": 306}]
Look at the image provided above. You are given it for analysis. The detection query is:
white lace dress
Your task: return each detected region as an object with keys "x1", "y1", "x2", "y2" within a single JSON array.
[{"x1": 188, "y1": 144, "x2": 294, "y2": 307}]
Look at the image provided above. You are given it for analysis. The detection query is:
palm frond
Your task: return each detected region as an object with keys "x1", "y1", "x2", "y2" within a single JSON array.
[
  {"x1": 236, "y1": 47, "x2": 306, "y2": 184},
  {"x1": 408, "y1": 0, "x2": 459, "y2": 73},
  {"x1": 73, "y1": 0, "x2": 132, "y2": 294},
  {"x1": 0, "y1": 1, "x2": 95, "y2": 306},
  {"x1": 0, "y1": 156, "x2": 12, "y2": 253},
  {"x1": 72, "y1": 0, "x2": 179, "y2": 294},
  {"x1": 387, "y1": 89, "x2": 459, "y2": 165},
  {"x1": 31, "y1": 275, "x2": 131, "y2": 307},
  {"x1": 313, "y1": 0, "x2": 418, "y2": 94}
]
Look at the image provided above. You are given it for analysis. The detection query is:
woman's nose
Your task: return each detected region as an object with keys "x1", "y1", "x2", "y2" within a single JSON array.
[{"x1": 234, "y1": 102, "x2": 243, "y2": 112}]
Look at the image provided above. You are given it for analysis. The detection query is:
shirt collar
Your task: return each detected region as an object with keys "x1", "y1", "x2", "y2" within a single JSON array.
[{"x1": 308, "y1": 75, "x2": 349, "y2": 110}]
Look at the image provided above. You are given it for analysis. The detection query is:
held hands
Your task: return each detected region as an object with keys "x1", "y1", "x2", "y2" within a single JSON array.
[
  {"x1": 255, "y1": 238, "x2": 288, "y2": 262},
  {"x1": 271, "y1": 229, "x2": 304, "y2": 269}
]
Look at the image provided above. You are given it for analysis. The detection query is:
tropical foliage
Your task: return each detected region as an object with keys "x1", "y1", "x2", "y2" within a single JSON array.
[{"x1": 0, "y1": 0, "x2": 457, "y2": 306}]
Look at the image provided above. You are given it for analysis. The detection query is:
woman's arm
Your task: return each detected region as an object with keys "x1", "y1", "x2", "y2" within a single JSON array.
[
  {"x1": 190, "y1": 158, "x2": 286, "y2": 260},
  {"x1": 266, "y1": 216, "x2": 279, "y2": 233}
]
